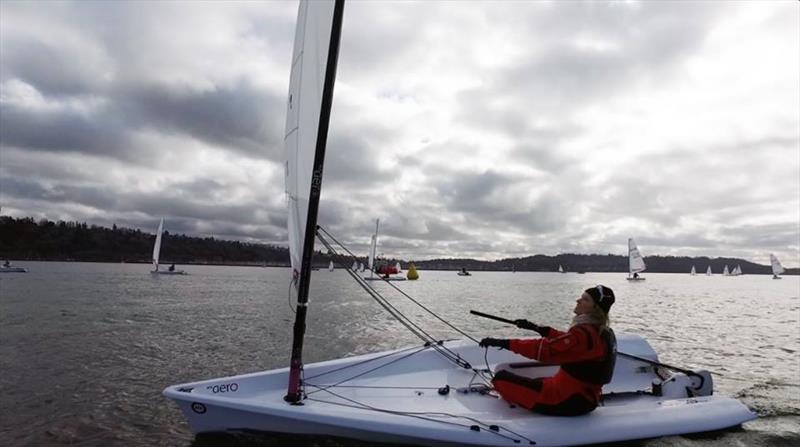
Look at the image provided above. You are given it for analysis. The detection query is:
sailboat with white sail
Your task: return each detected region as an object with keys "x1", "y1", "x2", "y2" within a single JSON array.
[
  {"x1": 770, "y1": 254, "x2": 785, "y2": 279},
  {"x1": 150, "y1": 218, "x2": 186, "y2": 275},
  {"x1": 558, "y1": 264, "x2": 565, "y2": 273},
  {"x1": 163, "y1": 2, "x2": 755, "y2": 445},
  {"x1": 364, "y1": 218, "x2": 405, "y2": 281},
  {"x1": 723, "y1": 265, "x2": 730, "y2": 276},
  {"x1": 706, "y1": 266, "x2": 713, "y2": 276},
  {"x1": 690, "y1": 265, "x2": 696, "y2": 276},
  {"x1": 328, "y1": 260, "x2": 334, "y2": 272},
  {"x1": 626, "y1": 238, "x2": 646, "y2": 281}
]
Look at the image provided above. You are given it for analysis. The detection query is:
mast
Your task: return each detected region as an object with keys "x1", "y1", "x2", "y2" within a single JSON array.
[{"x1": 285, "y1": 0, "x2": 345, "y2": 403}]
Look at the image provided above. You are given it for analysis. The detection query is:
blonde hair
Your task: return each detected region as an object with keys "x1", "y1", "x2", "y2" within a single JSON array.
[{"x1": 589, "y1": 304, "x2": 611, "y2": 334}]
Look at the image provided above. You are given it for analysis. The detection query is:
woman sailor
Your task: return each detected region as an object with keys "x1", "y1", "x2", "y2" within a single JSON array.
[{"x1": 480, "y1": 285, "x2": 616, "y2": 416}]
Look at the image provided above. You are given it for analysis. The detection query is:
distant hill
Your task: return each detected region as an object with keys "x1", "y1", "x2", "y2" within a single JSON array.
[
  {"x1": 0, "y1": 216, "x2": 795, "y2": 274},
  {"x1": 412, "y1": 253, "x2": 798, "y2": 276}
]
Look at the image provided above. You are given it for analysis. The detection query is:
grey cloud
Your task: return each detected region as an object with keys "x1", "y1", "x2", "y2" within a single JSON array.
[{"x1": 0, "y1": 100, "x2": 136, "y2": 159}]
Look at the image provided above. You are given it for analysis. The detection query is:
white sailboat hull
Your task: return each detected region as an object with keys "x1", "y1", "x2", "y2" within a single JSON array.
[
  {"x1": 164, "y1": 335, "x2": 755, "y2": 447},
  {"x1": 151, "y1": 270, "x2": 187, "y2": 275},
  {"x1": 0, "y1": 267, "x2": 27, "y2": 273}
]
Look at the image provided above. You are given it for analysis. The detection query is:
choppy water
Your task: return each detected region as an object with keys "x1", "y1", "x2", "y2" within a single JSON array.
[{"x1": 1, "y1": 262, "x2": 798, "y2": 446}]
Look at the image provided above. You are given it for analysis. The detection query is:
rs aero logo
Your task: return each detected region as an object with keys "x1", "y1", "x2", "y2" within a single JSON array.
[{"x1": 191, "y1": 402, "x2": 207, "y2": 414}]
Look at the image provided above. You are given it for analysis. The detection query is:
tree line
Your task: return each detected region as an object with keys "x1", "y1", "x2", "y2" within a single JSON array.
[{"x1": 0, "y1": 216, "x2": 793, "y2": 274}]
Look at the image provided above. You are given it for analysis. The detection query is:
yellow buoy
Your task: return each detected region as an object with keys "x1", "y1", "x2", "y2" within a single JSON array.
[{"x1": 406, "y1": 262, "x2": 419, "y2": 280}]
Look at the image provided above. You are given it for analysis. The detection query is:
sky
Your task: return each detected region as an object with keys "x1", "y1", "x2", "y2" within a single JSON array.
[{"x1": 1, "y1": 0, "x2": 798, "y2": 267}]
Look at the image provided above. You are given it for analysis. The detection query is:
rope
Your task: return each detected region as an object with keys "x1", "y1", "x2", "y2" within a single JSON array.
[
  {"x1": 316, "y1": 229, "x2": 472, "y2": 369},
  {"x1": 306, "y1": 387, "x2": 537, "y2": 445},
  {"x1": 320, "y1": 224, "x2": 479, "y2": 344},
  {"x1": 304, "y1": 345, "x2": 429, "y2": 395}
]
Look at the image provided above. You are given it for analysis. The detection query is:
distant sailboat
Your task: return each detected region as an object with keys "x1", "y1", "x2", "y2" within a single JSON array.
[
  {"x1": 770, "y1": 254, "x2": 785, "y2": 279},
  {"x1": 706, "y1": 266, "x2": 712, "y2": 276},
  {"x1": 358, "y1": 262, "x2": 364, "y2": 272},
  {"x1": 626, "y1": 238, "x2": 646, "y2": 280},
  {"x1": 0, "y1": 260, "x2": 27, "y2": 273},
  {"x1": 351, "y1": 261, "x2": 357, "y2": 271},
  {"x1": 151, "y1": 218, "x2": 186, "y2": 275},
  {"x1": 723, "y1": 265, "x2": 730, "y2": 276},
  {"x1": 365, "y1": 218, "x2": 405, "y2": 281},
  {"x1": 690, "y1": 265, "x2": 696, "y2": 276},
  {"x1": 558, "y1": 264, "x2": 565, "y2": 273},
  {"x1": 732, "y1": 265, "x2": 742, "y2": 276},
  {"x1": 328, "y1": 260, "x2": 334, "y2": 272},
  {"x1": 395, "y1": 262, "x2": 402, "y2": 273}
]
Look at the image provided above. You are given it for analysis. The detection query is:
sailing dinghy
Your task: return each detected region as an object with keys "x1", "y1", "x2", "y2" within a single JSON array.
[
  {"x1": 163, "y1": 1, "x2": 755, "y2": 445},
  {"x1": 151, "y1": 218, "x2": 186, "y2": 275},
  {"x1": 626, "y1": 238, "x2": 646, "y2": 281},
  {"x1": 364, "y1": 218, "x2": 405, "y2": 281},
  {"x1": 770, "y1": 254, "x2": 785, "y2": 279}
]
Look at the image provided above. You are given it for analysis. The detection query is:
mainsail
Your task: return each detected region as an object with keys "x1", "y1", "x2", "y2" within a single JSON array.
[
  {"x1": 690, "y1": 265, "x2": 696, "y2": 275},
  {"x1": 283, "y1": 0, "x2": 344, "y2": 402},
  {"x1": 770, "y1": 254, "x2": 785, "y2": 276},
  {"x1": 285, "y1": 0, "x2": 341, "y2": 280},
  {"x1": 628, "y1": 238, "x2": 646, "y2": 275},
  {"x1": 152, "y1": 217, "x2": 164, "y2": 271}
]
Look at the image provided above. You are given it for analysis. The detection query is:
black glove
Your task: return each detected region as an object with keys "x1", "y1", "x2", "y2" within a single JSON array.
[
  {"x1": 514, "y1": 319, "x2": 549, "y2": 336},
  {"x1": 479, "y1": 337, "x2": 509, "y2": 349}
]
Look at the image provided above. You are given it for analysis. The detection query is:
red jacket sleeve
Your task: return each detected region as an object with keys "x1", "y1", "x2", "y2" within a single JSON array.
[{"x1": 509, "y1": 325, "x2": 605, "y2": 364}]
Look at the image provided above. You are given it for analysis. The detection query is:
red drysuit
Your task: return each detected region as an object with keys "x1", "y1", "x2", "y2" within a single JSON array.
[{"x1": 492, "y1": 324, "x2": 616, "y2": 416}]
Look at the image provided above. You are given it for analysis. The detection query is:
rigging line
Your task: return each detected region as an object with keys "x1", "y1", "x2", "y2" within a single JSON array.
[
  {"x1": 304, "y1": 346, "x2": 430, "y2": 396},
  {"x1": 378, "y1": 270, "x2": 479, "y2": 343},
  {"x1": 307, "y1": 384, "x2": 444, "y2": 390},
  {"x1": 303, "y1": 344, "x2": 427, "y2": 381},
  {"x1": 317, "y1": 228, "x2": 474, "y2": 369},
  {"x1": 317, "y1": 232, "x2": 455, "y2": 349},
  {"x1": 317, "y1": 225, "x2": 480, "y2": 355},
  {"x1": 350, "y1": 269, "x2": 472, "y2": 369},
  {"x1": 306, "y1": 391, "x2": 527, "y2": 444}
]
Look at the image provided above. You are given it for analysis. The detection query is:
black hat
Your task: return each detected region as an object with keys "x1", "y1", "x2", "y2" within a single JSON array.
[{"x1": 585, "y1": 285, "x2": 615, "y2": 314}]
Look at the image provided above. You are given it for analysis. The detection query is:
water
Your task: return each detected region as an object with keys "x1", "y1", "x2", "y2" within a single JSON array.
[{"x1": 1, "y1": 262, "x2": 798, "y2": 446}]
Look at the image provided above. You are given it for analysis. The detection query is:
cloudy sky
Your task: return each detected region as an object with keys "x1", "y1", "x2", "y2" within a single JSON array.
[{"x1": 1, "y1": 0, "x2": 798, "y2": 266}]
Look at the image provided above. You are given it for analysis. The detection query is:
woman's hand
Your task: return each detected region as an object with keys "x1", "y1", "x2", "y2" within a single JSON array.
[
  {"x1": 479, "y1": 337, "x2": 509, "y2": 349},
  {"x1": 514, "y1": 319, "x2": 548, "y2": 336}
]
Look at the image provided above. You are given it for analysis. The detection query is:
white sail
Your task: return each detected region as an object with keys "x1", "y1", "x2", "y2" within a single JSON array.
[
  {"x1": 558, "y1": 264, "x2": 564, "y2": 273},
  {"x1": 358, "y1": 262, "x2": 364, "y2": 272},
  {"x1": 152, "y1": 217, "x2": 164, "y2": 271},
  {"x1": 733, "y1": 265, "x2": 741, "y2": 276},
  {"x1": 368, "y1": 219, "x2": 379, "y2": 276},
  {"x1": 351, "y1": 261, "x2": 357, "y2": 270},
  {"x1": 723, "y1": 265, "x2": 730, "y2": 276},
  {"x1": 284, "y1": 0, "x2": 338, "y2": 280},
  {"x1": 706, "y1": 266, "x2": 712, "y2": 275},
  {"x1": 770, "y1": 254, "x2": 785, "y2": 276},
  {"x1": 395, "y1": 262, "x2": 401, "y2": 273},
  {"x1": 328, "y1": 260, "x2": 334, "y2": 272},
  {"x1": 690, "y1": 265, "x2": 696, "y2": 275},
  {"x1": 628, "y1": 238, "x2": 646, "y2": 274}
]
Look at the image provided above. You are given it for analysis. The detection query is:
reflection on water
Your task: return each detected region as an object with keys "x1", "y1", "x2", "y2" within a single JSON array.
[{"x1": 1, "y1": 262, "x2": 798, "y2": 446}]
